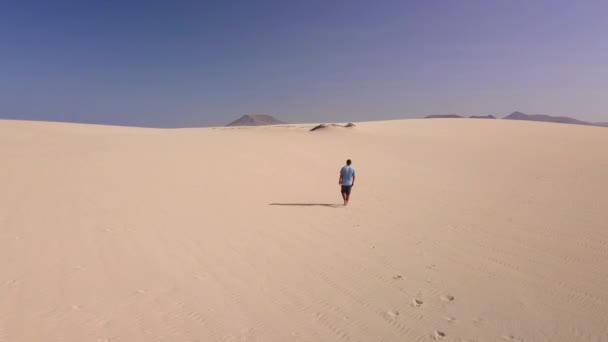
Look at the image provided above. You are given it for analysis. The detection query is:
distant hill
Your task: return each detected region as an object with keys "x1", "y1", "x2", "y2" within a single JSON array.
[
  {"x1": 469, "y1": 115, "x2": 496, "y2": 119},
  {"x1": 420, "y1": 112, "x2": 605, "y2": 127},
  {"x1": 424, "y1": 114, "x2": 463, "y2": 119},
  {"x1": 503, "y1": 112, "x2": 591, "y2": 126},
  {"x1": 226, "y1": 114, "x2": 284, "y2": 127}
]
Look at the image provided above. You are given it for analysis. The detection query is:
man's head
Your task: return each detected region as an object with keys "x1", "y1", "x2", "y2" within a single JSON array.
[{"x1": 346, "y1": 159, "x2": 352, "y2": 166}]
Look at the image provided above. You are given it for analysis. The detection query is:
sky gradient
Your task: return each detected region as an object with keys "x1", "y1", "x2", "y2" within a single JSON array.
[{"x1": 1, "y1": 0, "x2": 607, "y2": 127}]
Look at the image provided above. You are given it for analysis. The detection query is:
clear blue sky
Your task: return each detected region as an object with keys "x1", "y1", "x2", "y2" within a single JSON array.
[{"x1": 1, "y1": 0, "x2": 607, "y2": 127}]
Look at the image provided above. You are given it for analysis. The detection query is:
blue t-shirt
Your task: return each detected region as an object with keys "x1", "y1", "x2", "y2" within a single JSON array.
[{"x1": 340, "y1": 165, "x2": 356, "y2": 186}]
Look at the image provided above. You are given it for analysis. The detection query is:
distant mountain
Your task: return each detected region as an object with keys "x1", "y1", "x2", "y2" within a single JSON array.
[
  {"x1": 469, "y1": 115, "x2": 496, "y2": 119},
  {"x1": 424, "y1": 114, "x2": 463, "y2": 119},
  {"x1": 226, "y1": 114, "x2": 285, "y2": 126},
  {"x1": 420, "y1": 112, "x2": 605, "y2": 127},
  {"x1": 503, "y1": 112, "x2": 591, "y2": 126}
]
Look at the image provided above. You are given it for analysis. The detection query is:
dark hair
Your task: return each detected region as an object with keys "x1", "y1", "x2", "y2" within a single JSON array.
[{"x1": 346, "y1": 159, "x2": 352, "y2": 165}]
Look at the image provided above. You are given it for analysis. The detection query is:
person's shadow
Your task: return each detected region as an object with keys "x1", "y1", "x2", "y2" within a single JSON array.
[{"x1": 269, "y1": 203, "x2": 342, "y2": 208}]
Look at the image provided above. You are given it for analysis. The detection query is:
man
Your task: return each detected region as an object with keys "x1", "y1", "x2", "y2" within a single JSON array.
[{"x1": 339, "y1": 159, "x2": 356, "y2": 206}]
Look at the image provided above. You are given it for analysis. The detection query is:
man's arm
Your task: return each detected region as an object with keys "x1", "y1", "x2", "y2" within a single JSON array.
[
  {"x1": 352, "y1": 174, "x2": 355, "y2": 186},
  {"x1": 339, "y1": 173, "x2": 343, "y2": 185}
]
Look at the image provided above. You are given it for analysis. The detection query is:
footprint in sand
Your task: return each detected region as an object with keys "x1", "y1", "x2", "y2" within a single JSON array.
[
  {"x1": 412, "y1": 299, "x2": 423, "y2": 307},
  {"x1": 502, "y1": 335, "x2": 522, "y2": 341},
  {"x1": 473, "y1": 317, "x2": 485, "y2": 326},
  {"x1": 385, "y1": 310, "x2": 400, "y2": 319},
  {"x1": 440, "y1": 294, "x2": 455, "y2": 302},
  {"x1": 432, "y1": 330, "x2": 446, "y2": 340},
  {"x1": 392, "y1": 274, "x2": 403, "y2": 280}
]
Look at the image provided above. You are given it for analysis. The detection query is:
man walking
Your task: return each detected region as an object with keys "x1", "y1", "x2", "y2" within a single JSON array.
[{"x1": 339, "y1": 159, "x2": 356, "y2": 206}]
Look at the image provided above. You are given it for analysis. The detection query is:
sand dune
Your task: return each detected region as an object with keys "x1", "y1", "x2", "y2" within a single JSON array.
[{"x1": 1, "y1": 118, "x2": 607, "y2": 341}]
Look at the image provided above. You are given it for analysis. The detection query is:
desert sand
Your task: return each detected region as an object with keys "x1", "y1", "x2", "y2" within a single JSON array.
[{"x1": 1, "y1": 118, "x2": 607, "y2": 342}]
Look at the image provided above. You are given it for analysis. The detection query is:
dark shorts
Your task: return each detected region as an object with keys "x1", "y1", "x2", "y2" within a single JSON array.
[{"x1": 341, "y1": 185, "x2": 352, "y2": 195}]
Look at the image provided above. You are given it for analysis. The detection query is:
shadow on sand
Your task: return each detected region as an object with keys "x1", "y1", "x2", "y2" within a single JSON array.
[{"x1": 269, "y1": 203, "x2": 342, "y2": 208}]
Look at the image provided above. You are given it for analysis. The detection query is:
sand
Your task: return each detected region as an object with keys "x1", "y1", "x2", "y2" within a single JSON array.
[{"x1": 0, "y1": 118, "x2": 607, "y2": 341}]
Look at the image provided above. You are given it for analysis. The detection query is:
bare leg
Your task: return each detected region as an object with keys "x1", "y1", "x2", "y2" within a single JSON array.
[{"x1": 344, "y1": 194, "x2": 349, "y2": 206}]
